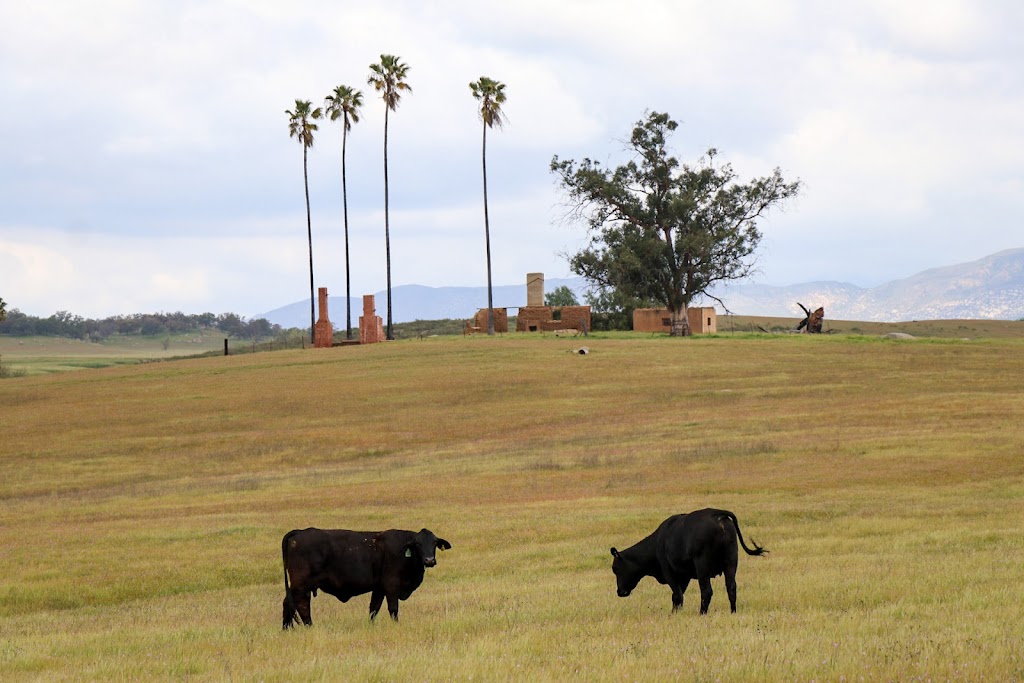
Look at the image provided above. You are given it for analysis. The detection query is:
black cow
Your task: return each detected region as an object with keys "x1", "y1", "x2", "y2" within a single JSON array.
[
  {"x1": 610, "y1": 508, "x2": 766, "y2": 614},
  {"x1": 281, "y1": 527, "x2": 451, "y2": 628}
]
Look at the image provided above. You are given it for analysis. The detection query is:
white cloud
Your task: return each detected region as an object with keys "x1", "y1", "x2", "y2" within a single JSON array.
[{"x1": 1, "y1": 0, "x2": 1022, "y2": 316}]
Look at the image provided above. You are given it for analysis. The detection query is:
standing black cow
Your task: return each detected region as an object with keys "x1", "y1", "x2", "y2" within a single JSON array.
[
  {"x1": 282, "y1": 527, "x2": 451, "y2": 628},
  {"x1": 610, "y1": 508, "x2": 766, "y2": 614}
]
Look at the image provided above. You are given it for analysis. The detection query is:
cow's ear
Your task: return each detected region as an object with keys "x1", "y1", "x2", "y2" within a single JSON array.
[
  {"x1": 436, "y1": 538, "x2": 451, "y2": 551},
  {"x1": 610, "y1": 547, "x2": 620, "y2": 558}
]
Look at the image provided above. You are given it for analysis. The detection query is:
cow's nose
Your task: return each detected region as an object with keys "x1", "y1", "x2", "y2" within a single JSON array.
[
  {"x1": 617, "y1": 589, "x2": 630, "y2": 597},
  {"x1": 424, "y1": 558, "x2": 437, "y2": 567}
]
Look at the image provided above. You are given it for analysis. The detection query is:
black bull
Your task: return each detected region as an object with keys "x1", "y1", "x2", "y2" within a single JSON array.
[
  {"x1": 282, "y1": 527, "x2": 451, "y2": 628},
  {"x1": 611, "y1": 508, "x2": 766, "y2": 614}
]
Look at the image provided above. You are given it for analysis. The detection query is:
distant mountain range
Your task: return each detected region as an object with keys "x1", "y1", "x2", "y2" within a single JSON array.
[
  {"x1": 709, "y1": 248, "x2": 1024, "y2": 321},
  {"x1": 254, "y1": 249, "x2": 1024, "y2": 327}
]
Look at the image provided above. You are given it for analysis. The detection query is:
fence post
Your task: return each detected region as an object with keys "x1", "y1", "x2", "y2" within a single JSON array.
[{"x1": 224, "y1": 339, "x2": 229, "y2": 356}]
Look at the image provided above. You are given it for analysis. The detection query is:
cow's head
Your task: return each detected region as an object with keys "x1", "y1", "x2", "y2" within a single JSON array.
[
  {"x1": 407, "y1": 529, "x2": 452, "y2": 568},
  {"x1": 610, "y1": 547, "x2": 643, "y2": 597}
]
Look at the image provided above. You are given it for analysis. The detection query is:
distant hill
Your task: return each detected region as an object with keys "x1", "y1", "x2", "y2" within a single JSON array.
[
  {"x1": 253, "y1": 249, "x2": 1024, "y2": 327},
  {"x1": 709, "y1": 248, "x2": 1024, "y2": 321}
]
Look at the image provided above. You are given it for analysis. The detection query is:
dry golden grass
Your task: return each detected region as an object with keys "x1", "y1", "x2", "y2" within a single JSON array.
[
  {"x1": 2, "y1": 333, "x2": 1023, "y2": 681},
  {"x1": 720, "y1": 315, "x2": 1024, "y2": 339}
]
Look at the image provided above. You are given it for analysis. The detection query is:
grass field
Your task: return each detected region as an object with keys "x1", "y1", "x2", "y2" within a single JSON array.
[
  {"x1": 0, "y1": 333, "x2": 226, "y2": 376},
  {"x1": 2, "y1": 331, "x2": 1023, "y2": 681}
]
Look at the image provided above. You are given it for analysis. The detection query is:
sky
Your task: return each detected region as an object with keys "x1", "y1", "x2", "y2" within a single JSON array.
[{"x1": 2, "y1": 0, "x2": 1023, "y2": 319}]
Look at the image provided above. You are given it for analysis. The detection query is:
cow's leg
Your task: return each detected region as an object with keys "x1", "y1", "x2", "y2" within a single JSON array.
[
  {"x1": 282, "y1": 594, "x2": 297, "y2": 629},
  {"x1": 369, "y1": 590, "x2": 385, "y2": 621},
  {"x1": 724, "y1": 565, "x2": 738, "y2": 613},
  {"x1": 669, "y1": 577, "x2": 691, "y2": 613},
  {"x1": 296, "y1": 589, "x2": 313, "y2": 626},
  {"x1": 697, "y1": 576, "x2": 713, "y2": 615},
  {"x1": 386, "y1": 592, "x2": 400, "y2": 621}
]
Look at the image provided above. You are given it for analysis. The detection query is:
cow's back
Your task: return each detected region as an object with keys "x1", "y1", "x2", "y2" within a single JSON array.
[
  {"x1": 658, "y1": 509, "x2": 739, "y2": 578},
  {"x1": 285, "y1": 528, "x2": 381, "y2": 597}
]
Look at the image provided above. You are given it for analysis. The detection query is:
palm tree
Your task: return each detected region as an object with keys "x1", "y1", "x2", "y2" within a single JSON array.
[
  {"x1": 286, "y1": 99, "x2": 323, "y2": 344},
  {"x1": 324, "y1": 85, "x2": 364, "y2": 340},
  {"x1": 469, "y1": 77, "x2": 507, "y2": 336},
  {"x1": 367, "y1": 54, "x2": 412, "y2": 341}
]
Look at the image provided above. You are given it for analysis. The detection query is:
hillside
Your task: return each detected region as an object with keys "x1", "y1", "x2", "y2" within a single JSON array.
[
  {"x1": 713, "y1": 248, "x2": 1024, "y2": 321},
  {"x1": 2, "y1": 335, "x2": 1022, "y2": 679}
]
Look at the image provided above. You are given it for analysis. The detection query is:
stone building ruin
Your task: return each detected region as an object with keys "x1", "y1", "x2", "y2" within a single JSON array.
[
  {"x1": 514, "y1": 272, "x2": 591, "y2": 333},
  {"x1": 632, "y1": 307, "x2": 717, "y2": 334},
  {"x1": 469, "y1": 273, "x2": 592, "y2": 334}
]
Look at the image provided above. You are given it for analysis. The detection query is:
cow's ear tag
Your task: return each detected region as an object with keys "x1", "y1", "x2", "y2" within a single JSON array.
[{"x1": 405, "y1": 548, "x2": 412, "y2": 558}]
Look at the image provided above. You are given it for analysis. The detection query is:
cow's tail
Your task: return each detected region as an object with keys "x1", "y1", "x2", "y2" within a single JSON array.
[
  {"x1": 721, "y1": 511, "x2": 767, "y2": 556},
  {"x1": 282, "y1": 530, "x2": 299, "y2": 619}
]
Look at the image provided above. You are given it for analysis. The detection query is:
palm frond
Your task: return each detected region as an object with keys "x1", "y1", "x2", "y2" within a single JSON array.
[
  {"x1": 470, "y1": 76, "x2": 508, "y2": 129},
  {"x1": 368, "y1": 54, "x2": 412, "y2": 111},
  {"x1": 286, "y1": 99, "x2": 319, "y2": 148}
]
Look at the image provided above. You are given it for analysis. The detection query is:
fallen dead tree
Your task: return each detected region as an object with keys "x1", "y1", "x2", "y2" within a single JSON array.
[{"x1": 796, "y1": 303, "x2": 825, "y2": 333}]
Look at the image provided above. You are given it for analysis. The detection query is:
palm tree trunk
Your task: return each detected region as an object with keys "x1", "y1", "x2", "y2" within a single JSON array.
[
  {"x1": 482, "y1": 122, "x2": 495, "y2": 335},
  {"x1": 304, "y1": 144, "x2": 315, "y2": 344},
  {"x1": 383, "y1": 106, "x2": 393, "y2": 340},
  {"x1": 342, "y1": 121, "x2": 352, "y2": 340}
]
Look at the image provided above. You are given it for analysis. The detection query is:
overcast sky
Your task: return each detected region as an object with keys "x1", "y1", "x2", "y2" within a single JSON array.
[{"x1": 2, "y1": 1, "x2": 1022, "y2": 319}]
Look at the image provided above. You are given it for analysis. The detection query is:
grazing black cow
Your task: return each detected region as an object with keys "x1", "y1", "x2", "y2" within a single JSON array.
[
  {"x1": 610, "y1": 508, "x2": 766, "y2": 614},
  {"x1": 281, "y1": 527, "x2": 451, "y2": 628}
]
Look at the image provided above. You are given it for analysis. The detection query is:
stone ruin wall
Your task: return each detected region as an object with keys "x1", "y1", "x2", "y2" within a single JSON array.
[
  {"x1": 557, "y1": 306, "x2": 591, "y2": 333},
  {"x1": 632, "y1": 307, "x2": 717, "y2": 334},
  {"x1": 516, "y1": 305, "x2": 591, "y2": 332},
  {"x1": 359, "y1": 294, "x2": 385, "y2": 344},
  {"x1": 515, "y1": 306, "x2": 553, "y2": 332},
  {"x1": 473, "y1": 308, "x2": 509, "y2": 333},
  {"x1": 314, "y1": 287, "x2": 334, "y2": 348}
]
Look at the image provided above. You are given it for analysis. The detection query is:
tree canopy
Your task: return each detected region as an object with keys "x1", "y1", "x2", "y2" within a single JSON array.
[
  {"x1": 544, "y1": 286, "x2": 579, "y2": 307},
  {"x1": 324, "y1": 85, "x2": 363, "y2": 131},
  {"x1": 286, "y1": 99, "x2": 322, "y2": 149},
  {"x1": 551, "y1": 111, "x2": 800, "y2": 335},
  {"x1": 368, "y1": 54, "x2": 412, "y2": 112},
  {"x1": 469, "y1": 76, "x2": 507, "y2": 130},
  {"x1": 0, "y1": 309, "x2": 280, "y2": 340}
]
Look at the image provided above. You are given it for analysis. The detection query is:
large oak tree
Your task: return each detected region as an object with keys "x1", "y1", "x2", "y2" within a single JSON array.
[{"x1": 551, "y1": 112, "x2": 800, "y2": 336}]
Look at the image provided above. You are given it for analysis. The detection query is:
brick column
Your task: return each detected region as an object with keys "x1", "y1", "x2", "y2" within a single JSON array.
[{"x1": 314, "y1": 287, "x2": 334, "y2": 348}]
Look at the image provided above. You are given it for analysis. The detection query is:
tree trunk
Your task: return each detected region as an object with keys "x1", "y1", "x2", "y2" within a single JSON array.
[
  {"x1": 342, "y1": 118, "x2": 352, "y2": 340},
  {"x1": 670, "y1": 305, "x2": 691, "y2": 337},
  {"x1": 304, "y1": 144, "x2": 315, "y2": 344},
  {"x1": 482, "y1": 121, "x2": 495, "y2": 336},
  {"x1": 383, "y1": 107, "x2": 393, "y2": 340}
]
